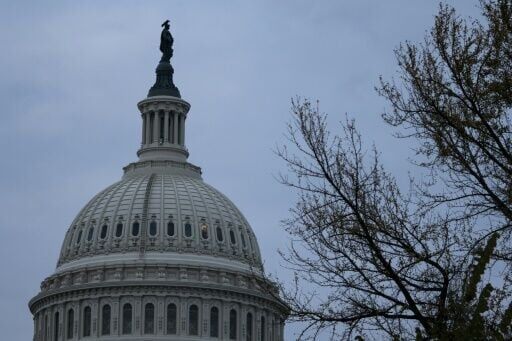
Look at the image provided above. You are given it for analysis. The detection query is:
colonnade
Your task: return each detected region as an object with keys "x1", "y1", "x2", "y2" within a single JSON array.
[{"x1": 141, "y1": 110, "x2": 185, "y2": 147}]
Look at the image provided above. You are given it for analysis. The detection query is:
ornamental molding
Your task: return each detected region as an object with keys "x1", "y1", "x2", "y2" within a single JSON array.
[
  {"x1": 30, "y1": 281, "x2": 288, "y2": 316},
  {"x1": 137, "y1": 96, "x2": 190, "y2": 114},
  {"x1": 37, "y1": 262, "x2": 273, "y2": 300}
]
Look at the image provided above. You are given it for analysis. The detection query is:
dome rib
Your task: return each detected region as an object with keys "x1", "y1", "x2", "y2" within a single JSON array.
[
  {"x1": 140, "y1": 174, "x2": 156, "y2": 255},
  {"x1": 124, "y1": 174, "x2": 150, "y2": 251}
]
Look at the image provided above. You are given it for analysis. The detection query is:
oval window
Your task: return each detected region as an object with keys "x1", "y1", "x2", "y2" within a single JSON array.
[
  {"x1": 100, "y1": 224, "x2": 108, "y2": 239},
  {"x1": 87, "y1": 227, "x2": 94, "y2": 241},
  {"x1": 149, "y1": 221, "x2": 157, "y2": 236},
  {"x1": 132, "y1": 222, "x2": 140, "y2": 236},
  {"x1": 229, "y1": 230, "x2": 236, "y2": 245},
  {"x1": 184, "y1": 223, "x2": 192, "y2": 238},
  {"x1": 115, "y1": 223, "x2": 123, "y2": 237},
  {"x1": 216, "y1": 226, "x2": 223, "y2": 242},
  {"x1": 201, "y1": 223, "x2": 208, "y2": 239},
  {"x1": 76, "y1": 230, "x2": 83, "y2": 244},
  {"x1": 167, "y1": 222, "x2": 175, "y2": 236}
]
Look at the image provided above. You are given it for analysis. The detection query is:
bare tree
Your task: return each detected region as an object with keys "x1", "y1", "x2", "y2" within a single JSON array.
[
  {"x1": 277, "y1": 100, "x2": 510, "y2": 340},
  {"x1": 277, "y1": 1, "x2": 512, "y2": 339},
  {"x1": 378, "y1": 0, "x2": 512, "y2": 254}
]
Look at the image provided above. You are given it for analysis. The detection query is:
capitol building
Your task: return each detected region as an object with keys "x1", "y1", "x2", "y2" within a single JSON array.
[{"x1": 29, "y1": 23, "x2": 288, "y2": 341}]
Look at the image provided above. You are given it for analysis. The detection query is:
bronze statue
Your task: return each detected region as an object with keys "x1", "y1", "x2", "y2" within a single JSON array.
[
  {"x1": 160, "y1": 20, "x2": 174, "y2": 62},
  {"x1": 148, "y1": 19, "x2": 181, "y2": 98}
]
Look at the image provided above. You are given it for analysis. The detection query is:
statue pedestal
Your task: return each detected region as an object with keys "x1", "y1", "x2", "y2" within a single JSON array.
[{"x1": 148, "y1": 61, "x2": 181, "y2": 98}]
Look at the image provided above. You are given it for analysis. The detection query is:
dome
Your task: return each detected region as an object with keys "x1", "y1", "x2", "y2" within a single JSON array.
[
  {"x1": 29, "y1": 26, "x2": 287, "y2": 341},
  {"x1": 56, "y1": 169, "x2": 263, "y2": 273}
]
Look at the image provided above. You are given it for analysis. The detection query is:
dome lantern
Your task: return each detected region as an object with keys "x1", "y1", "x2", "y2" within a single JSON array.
[{"x1": 137, "y1": 20, "x2": 190, "y2": 163}]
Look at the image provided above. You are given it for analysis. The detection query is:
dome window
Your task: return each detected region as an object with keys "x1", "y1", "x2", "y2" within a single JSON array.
[
  {"x1": 216, "y1": 226, "x2": 224, "y2": 242},
  {"x1": 122, "y1": 303, "x2": 132, "y2": 334},
  {"x1": 76, "y1": 231, "x2": 83, "y2": 244},
  {"x1": 115, "y1": 223, "x2": 123, "y2": 238},
  {"x1": 132, "y1": 222, "x2": 140, "y2": 236},
  {"x1": 229, "y1": 230, "x2": 237, "y2": 245},
  {"x1": 144, "y1": 303, "x2": 155, "y2": 334},
  {"x1": 200, "y1": 222, "x2": 209, "y2": 240},
  {"x1": 210, "y1": 306, "x2": 219, "y2": 337},
  {"x1": 166, "y1": 303, "x2": 177, "y2": 335},
  {"x1": 167, "y1": 221, "x2": 175, "y2": 237},
  {"x1": 229, "y1": 309, "x2": 237, "y2": 340},
  {"x1": 184, "y1": 222, "x2": 192, "y2": 238},
  {"x1": 149, "y1": 221, "x2": 157, "y2": 236},
  {"x1": 188, "y1": 304, "x2": 199, "y2": 335},
  {"x1": 101, "y1": 304, "x2": 111, "y2": 335},
  {"x1": 87, "y1": 227, "x2": 94, "y2": 241},
  {"x1": 100, "y1": 224, "x2": 108, "y2": 239}
]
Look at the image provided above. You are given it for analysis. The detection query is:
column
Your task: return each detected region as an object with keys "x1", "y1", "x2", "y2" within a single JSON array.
[
  {"x1": 173, "y1": 112, "x2": 179, "y2": 145},
  {"x1": 145, "y1": 112, "x2": 152, "y2": 146},
  {"x1": 163, "y1": 111, "x2": 170, "y2": 143},
  {"x1": 153, "y1": 112, "x2": 160, "y2": 144},
  {"x1": 181, "y1": 116, "x2": 186, "y2": 146},
  {"x1": 113, "y1": 299, "x2": 119, "y2": 337},
  {"x1": 141, "y1": 114, "x2": 146, "y2": 145},
  {"x1": 179, "y1": 115, "x2": 185, "y2": 145}
]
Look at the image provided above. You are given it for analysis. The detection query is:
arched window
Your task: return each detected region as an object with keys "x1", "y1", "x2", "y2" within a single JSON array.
[
  {"x1": 229, "y1": 230, "x2": 236, "y2": 245},
  {"x1": 260, "y1": 316, "x2": 266, "y2": 341},
  {"x1": 201, "y1": 223, "x2": 208, "y2": 239},
  {"x1": 83, "y1": 306, "x2": 91, "y2": 337},
  {"x1": 210, "y1": 307, "x2": 219, "y2": 337},
  {"x1": 184, "y1": 222, "x2": 192, "y2": 238},
  {"x1": 149, "y1": 221, "x2": 157, "y2": 236},
  {"x1": 166, "y1": 303, "x2": 177, "y2": 334},
  {"x1": 246, "y1": 312, "x2": 253, "y2": 341},
  {"x1": 188, "y1": 304, "x2": 199, "y2": 335},
  {"x1": 67, "y1": 309, "x2": 74, "y2": 339},
  {"x1": 87, "y1": 227, "x2": 94, "y2": 241},
  {"x1": 132, "y1": 222, "x2": 140, "y2": 236},
  {"x1": 216, "y1": 226, "x2": 224, "y2": 242},
  {"x1": 167, "y1": 221, "x2": 175, "y2": 236},
  {"x1": 100, "y1": 224, "x2": 108, "y2": 239},
  {"x1": 115, "y1": 223, "x2": 123, "y2": 237},
  {"x1": 53, "y1": 311, "x2": 59, "y2": 341},
  {"x1": 122, "y1": 303, "x2": 132, "y2": 334},
  {"x1": 44, "y1": 315, "x2": 48, "y2": 341},
  {"x1": 76, "y1": 230, "x2": 82, "y2": 244},
  {"x1": 229, "y1": 309, "x2": 237, "y2": 340},
  {"x1": 101, "y1": 304, "x2": 111, "y2": 335},
  {"x1": 144, "y1": 303, "x2": 155, "y2": 334}
]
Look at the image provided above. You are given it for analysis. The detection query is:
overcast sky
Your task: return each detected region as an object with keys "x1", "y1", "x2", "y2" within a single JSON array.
[{"x1": 0, "y1": 1, "x2": 481, "y2": 339}]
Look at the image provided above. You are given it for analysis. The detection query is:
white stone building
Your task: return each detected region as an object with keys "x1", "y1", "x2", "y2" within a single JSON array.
[{"x1": 29, "y1": 26, "x2": 288, "y2": 341}]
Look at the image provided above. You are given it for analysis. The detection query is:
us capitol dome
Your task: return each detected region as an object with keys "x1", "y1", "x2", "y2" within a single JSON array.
[{"x1": 29, "y1": 21, "x2": 288, "y2": 341}]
